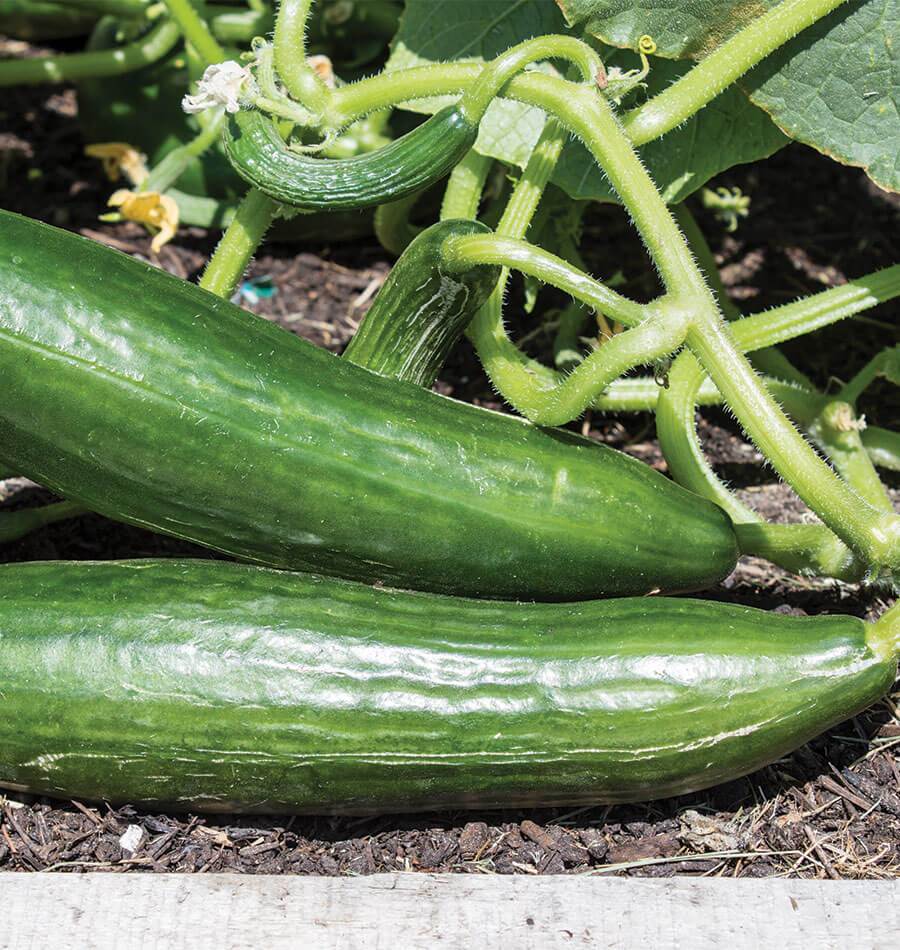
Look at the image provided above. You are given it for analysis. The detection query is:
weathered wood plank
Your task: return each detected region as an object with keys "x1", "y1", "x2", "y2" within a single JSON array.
[{"x1": 0, "y1": 873, "x2": 896, "y2": 950}]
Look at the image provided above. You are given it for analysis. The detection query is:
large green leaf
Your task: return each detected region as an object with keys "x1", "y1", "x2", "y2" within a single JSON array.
[
  {"x1": 556, "y1": 0, "x2": 900, "y2": 193},
  {"x1": 386, "y1": 0, "x2": 785, "y2": 203},
  {"x1": 744, "y1": 0, "x2": 900, "y2": 193},
  {"x1": 553, "y1": 54, "x2": 787, "y2": 203},
  {"x1": 556, "y1": 0, "x2": 779, "y2": 58},
  {"x1": 386, "y1": 0, "x2": 566, "y2": 170}
]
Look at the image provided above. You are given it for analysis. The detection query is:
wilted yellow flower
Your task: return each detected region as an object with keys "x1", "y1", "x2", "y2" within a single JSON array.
[
  {"x1": 108, "y1": 189, "x2": 179, "y2": 253},
  {"x1": 307, "y1": 54, "x2": 336, "y2": 88},
  {"x1": 85, "y1": 143, "x2": 148, "y2": 185}
]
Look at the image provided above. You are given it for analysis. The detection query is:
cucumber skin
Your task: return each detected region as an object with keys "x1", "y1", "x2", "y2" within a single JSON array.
[
  {"x1": 0, "y1": 210, "x2": 737, "y2": 601},
  {"x1": 0, "y1": 559, "x2": 893, "y2": 815},
  {"x1": 344, "y1": 219, "x2": 501, "y2": 386},
  {"x1": 223, "y1": 106, "x2": 478, "y2": 211}
]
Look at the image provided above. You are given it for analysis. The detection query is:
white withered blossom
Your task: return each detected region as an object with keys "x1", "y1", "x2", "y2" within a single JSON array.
[{"x1": 182, "y1": 61, "x2": 253, "y2": 115}]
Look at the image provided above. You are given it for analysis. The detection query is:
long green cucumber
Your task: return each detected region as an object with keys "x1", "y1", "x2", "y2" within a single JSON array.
[
  {"x1": 344, "y1": 219, "x2": 501, "y2": 386},
  {"x1": 0, "y1": 210, "x2": 737, "y2": 600},
  {"x1": 0, "y1": 559, "x2": 895, "y2": 814},
  {"x1": 223, "y1": 105, "x2": 478, "y2": 212}
]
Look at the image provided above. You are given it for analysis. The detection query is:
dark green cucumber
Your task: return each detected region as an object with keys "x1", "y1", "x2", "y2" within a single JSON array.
[
  {"x1": 0, "y1": 210, "x2": 738, "y2": 600},
  {"x1": 344, "y1": 219, "x2": 501, "y2": 386},
  {"x1": 0, "y1": 559, "x2": 895, "y2": 814},
  {"x1": 223, "y1": 105, "x2": 478, "y2": 211}
]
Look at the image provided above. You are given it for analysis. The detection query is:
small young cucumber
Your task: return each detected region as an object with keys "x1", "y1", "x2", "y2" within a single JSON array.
[
  {"x1": 0, "y1": 210, "x2": 738, "y2": 600},
  {"x1": 0, "y1": 559, "x2": 895, "y2": 814},
  {"x1": 344, "y1": 219, "x2": 501, "y2": 386},
  {"x1": 223, "y1": 105, "x2": 478, "y2": 211}
]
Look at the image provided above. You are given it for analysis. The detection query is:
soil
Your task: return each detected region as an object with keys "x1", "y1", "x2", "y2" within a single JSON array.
[{"x1": 0, "y1": 50, "x2": 898, "y2": 879}]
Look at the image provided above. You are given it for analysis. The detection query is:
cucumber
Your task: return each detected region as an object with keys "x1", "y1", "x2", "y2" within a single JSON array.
[
  {"x1": 0, "y1": 210, "x2": 737, "y2": 600},
  {"x1": 0, "y1": 559, "x2": 895, "y2": 814},
  {"x1": 223, "y1": 105, "x2": 478, "y2": 212},
  {"x1": 344, "y1": 219, "x2": 501, "y2": 386}
]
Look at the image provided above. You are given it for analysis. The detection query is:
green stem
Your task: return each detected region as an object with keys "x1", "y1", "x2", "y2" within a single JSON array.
[
  {"x1": 0, "y1": 501, "x2": 88, "y2": 544},
  {"x1": 733, "y1": 267, "x2": 900, "y2": 353},
  {"x1": 440, "y1": 150, "x2": 493, "y2": 221},
  {"x1": 869, "y1": 600, "x2": 900, "y2": 662},
  {"x1": 199, "y1": 188, "x2": 279, "y2": 299},
  {"x1": 162, "y1": 0, "x2": 225, "y2": 64},
  {"x1": 543, "y1": 83, "x2": 898, "y2": 574},
  {"x1": 143, "y1": 110, "x2": 226, "y2": 194},
  {"x1": 672, "y1": 203, "x2": 814, "y2": 388},
  {"x1": 623, "y1": 0, "x2": 849, "y2": 145},
  {"x1": 686, "y1": 319, "x2": 897, "y2": 573},
  {"x1": 862, "y1": 427, "x2": 900, "y2": 473},
  {"x1": 554, "y1": 300, "x2": 590, "y2": 370},
  {"x1": 210, "y1": 7, "x2": 274, "y2": 44},
  {"x1": 456, "y1": 118, "x2": 575, "y2": 412},
  {"x1": 511, "y1": 312, "x2": 685, "y2": 425},
  {"x1": 840, "y1": 345, "x2": 900, "y2": 405},
  {"x1": 591, "y1": 373, "x2": 798, "y2": 412},
  {"x1": 458, "y1": 36, "x2": 600, "y2": 121},
  {"x1": 444, "y1": 235, "x2": 645, "y2": 327},
  {"x1": 733, "y1": 523, "x2": 864, "y2": 582},
  {"x1": 671, "y1": 203, "x2": 740, "y2": 319},
  {"x1": 0, "y1": 16, "x2": 180, "y2": 86},
  {"x1": 374, "y1": 192, "x2": 423, "y2": 256},
  {"x1": 274, "y1": 0, "x2": 331, "y2": 116},
  {"x1": 805, "y1": 401, "x2": 894, "y2": 513},
  {"x1": 656, "y1": 351, "x2": 864, "y2": 580}
]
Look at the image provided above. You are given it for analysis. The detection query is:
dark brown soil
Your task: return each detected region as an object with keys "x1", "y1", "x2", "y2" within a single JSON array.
[{"x1": 0, "y1": 56, "x2": 897, "y2": 879}]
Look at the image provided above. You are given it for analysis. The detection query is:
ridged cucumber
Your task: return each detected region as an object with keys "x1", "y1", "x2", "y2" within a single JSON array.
[
  {"x1": 0, "y1": 559, "x2": 895, "y2": 814},
  {"x1": 223, "y1": 105, "x2": 478, "y2": 212},
  {"x1": 344, "y1": 219, "x2": 501, "y2": 386},
  {"x1": 0, "y1": 210, "x2": 737, "y2": 600}
]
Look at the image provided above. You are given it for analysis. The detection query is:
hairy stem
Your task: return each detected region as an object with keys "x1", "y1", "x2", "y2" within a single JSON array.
[
  {"x1": 444, "y1": 234, "x2": 645, "y2": 327},
  {"x1": 162, "y1": 0, "x2": 224, "y2": 64},
  {"x1": 143, "y1": 110, "x2": 226, "y2": 194},
  {"x1": 544, "y1": 83, "x2": 898, "y2": 574},
  {"x1": 440, "y1": 150, "x2": 493, "y2": 221},
  {"x1": 840, "y1": 345, "x2": 900, "y2": 405},
  {"x1": 672, "y1": 202, "x2": 814, "y2": 388},
  {"x1": 200, "y1": 188, "x2": 279, "y2": 299},
  {"x1": 274, "y1": 0, "x2": 331, "y2": 116},
  {"x1": 623, "y1": 0, "x2": 849, "y2": 144}
]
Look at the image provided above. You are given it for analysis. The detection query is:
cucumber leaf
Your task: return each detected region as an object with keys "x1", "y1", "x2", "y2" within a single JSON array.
[
  {"x1": 386, "y1": 0, "x2": 565, "y2": 169},
  {"x1": 557, "y1": 0, "x2": 900, "y2": 193},
  {"x1": 744, "y1": 0, "x2": 900, "y2": 194},
  {"x1": 556, "y1": 0, "x2": 779, "y2": 58},
  {"x1": 552, "y1": 53, "x2": 786, "y2": 204},
  {"x1": 387, "y1": 4, "x2": 786, "y2": 205}
]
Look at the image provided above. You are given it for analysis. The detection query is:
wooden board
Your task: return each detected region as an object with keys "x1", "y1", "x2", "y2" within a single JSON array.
[{"x1": 1, "y1": 873, "x2": 896, "y2": 949}]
